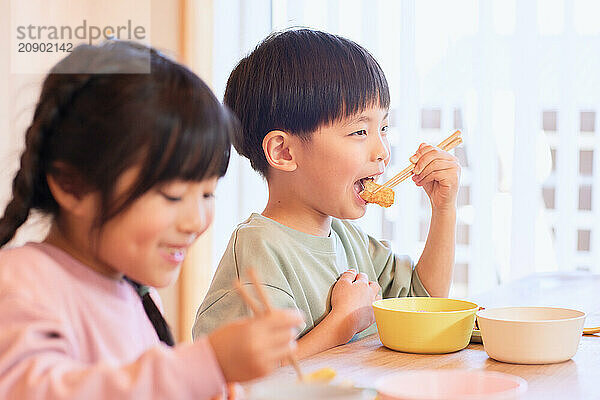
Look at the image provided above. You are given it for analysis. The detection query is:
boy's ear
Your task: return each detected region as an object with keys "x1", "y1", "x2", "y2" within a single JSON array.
[
  {"x1": 262, "y1": 130, "x2": 298, "y2": 172},
  {"x1": 46, "y1": 162, "x2": 97, "y2": 217}
]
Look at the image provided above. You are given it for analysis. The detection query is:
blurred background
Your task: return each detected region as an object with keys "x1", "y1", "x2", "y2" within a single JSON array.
[{"x1": 1, "y1": 0, "x2": 599, "y2": 342}]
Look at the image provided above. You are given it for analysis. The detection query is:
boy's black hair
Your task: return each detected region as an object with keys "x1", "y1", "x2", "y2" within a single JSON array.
[
  {"x1": 224, "y1": 28, "x2": 390, "y2": 177},
  {"x1": 0, "y1": 40, "x2": 236, "y2": 247}
]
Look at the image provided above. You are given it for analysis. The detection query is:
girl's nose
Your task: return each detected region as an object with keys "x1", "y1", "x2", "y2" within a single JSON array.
[{"x1": 179, "y1": 201, "x2": 208, "y2": 236}]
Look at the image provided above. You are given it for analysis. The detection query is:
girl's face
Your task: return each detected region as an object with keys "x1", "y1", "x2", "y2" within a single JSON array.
[
  {"x1": 293, "y1": 106, "x2": 390, "y2": 220},
  {"x1": 95, "y1": 169, "x2": 218, "y2": 287}
]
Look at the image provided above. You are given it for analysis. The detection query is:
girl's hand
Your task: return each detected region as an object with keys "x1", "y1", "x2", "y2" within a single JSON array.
[
  {"x1": 329, "y1": 269, "x2": 381, "y2": 343},
  {"x1": 409, "y1": 143, "x2": 461, "y2": 212},
  {"x1": 208, "y1": 309, "x2": 303, "y2": 383}
]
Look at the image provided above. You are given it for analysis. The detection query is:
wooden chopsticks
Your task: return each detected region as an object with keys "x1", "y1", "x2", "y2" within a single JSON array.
[
  {"x1": 372, "y1": 130, "x2": 463, "y2": 194},
  {"x1": 234, "y1": 268, "x2": 305, "y2": 381},
  {"x1": 583, "y1": 326, "x2": 600, "y2": 335}
]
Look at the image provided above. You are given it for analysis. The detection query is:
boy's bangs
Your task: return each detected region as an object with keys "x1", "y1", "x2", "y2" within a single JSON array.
[
  {"x1": 320, "y1": 49, "x2": 390, "y2": 127},
  {"x1": 263, "y1": 30, "x2": 391, "y2": 137}
]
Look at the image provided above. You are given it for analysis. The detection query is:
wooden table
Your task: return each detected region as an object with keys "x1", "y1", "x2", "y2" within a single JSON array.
[{"x1": 249, "y1": 273, "x2": 600, "y2": 399}]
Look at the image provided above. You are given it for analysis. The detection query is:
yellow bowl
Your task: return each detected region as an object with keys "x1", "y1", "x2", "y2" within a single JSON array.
[{"x1": 373, "y1": 298, "x2": 478, "y2": 354}]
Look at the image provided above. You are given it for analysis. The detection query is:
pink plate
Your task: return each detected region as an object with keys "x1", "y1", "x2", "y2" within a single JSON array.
[{"x1": 376, "y1": 370, "x2": 527, "y2": 400}]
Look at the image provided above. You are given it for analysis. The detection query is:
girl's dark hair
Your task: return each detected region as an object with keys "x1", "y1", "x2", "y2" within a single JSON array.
[
  {"x1": 0, "y1": 40, "x2": 235, "y2": 247},
  {"x1": 224, "y1": 28, "x2": 390, "y2": 177}
]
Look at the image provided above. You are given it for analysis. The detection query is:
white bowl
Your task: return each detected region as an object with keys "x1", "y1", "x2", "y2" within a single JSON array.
[{"x1": 477, "y1": 306, "x2": 586, "y2": 364}]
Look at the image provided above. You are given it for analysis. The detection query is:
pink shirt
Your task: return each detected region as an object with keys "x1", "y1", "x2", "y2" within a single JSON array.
[{"x1": 0, "y1": 242, "x2": 225, "y2": 399}]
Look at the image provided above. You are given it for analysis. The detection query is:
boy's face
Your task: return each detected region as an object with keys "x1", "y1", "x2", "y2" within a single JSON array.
[{"x1": 293, "y1": 106, "x2": 390, "y2": 220}]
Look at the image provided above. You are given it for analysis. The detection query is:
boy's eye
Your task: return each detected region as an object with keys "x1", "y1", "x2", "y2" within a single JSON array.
[
  {"x1": 203, "y1": 193, "x2": 215, "y2": 199},
  {"x1": 381, "y1": 125, "x2": 389, "y2": 135},
  {"x1": 350, "y1": 130, "x2": 367, "y2": 137}
]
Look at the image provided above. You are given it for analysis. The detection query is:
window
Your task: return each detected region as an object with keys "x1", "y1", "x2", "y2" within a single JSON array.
[
  {"x1": 421, "y1": 109, "x2": 442, "y2": 130},
  {"x1": 578, "y1": 229, "x2": 591, "y2": 252},
  {"x1": 580, "y1": 111, "x2": 596, "y2": 133}
]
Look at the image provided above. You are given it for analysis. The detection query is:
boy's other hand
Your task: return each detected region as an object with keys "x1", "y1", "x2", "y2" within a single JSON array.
[
  {"x1": 329, "y1": 269, "x2": 381, "y2": 343},
  {"x1": 208, "y1": 309, "x2": 303, "y2": 383},
  {"x1": 409, "y1": 143, "x2": 461, "y2": 212}
]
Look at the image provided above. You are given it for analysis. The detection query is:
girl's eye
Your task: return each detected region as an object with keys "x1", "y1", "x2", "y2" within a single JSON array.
[
  {"x1": 382, "y1": 125, "x2": 389, "y2": 133},
  {"x1": 350, "y1": 130, "x2": 367, "y2": 137},
  {"x1": 160, "y1": 192, "x2": 183, "y2": 202},
  {"x1": 203, "y1": 193, "x2": 215, "y2": 199}
]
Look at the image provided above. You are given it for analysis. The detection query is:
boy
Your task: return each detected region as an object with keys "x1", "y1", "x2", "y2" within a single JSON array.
[{"x1": 193, "y1": 29, "x2": 460, "y2": 358}]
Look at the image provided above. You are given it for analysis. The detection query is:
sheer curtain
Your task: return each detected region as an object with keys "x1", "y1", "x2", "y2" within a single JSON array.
[{"x1": 211, "y1": 0, "x2": 600, "y2": 298}]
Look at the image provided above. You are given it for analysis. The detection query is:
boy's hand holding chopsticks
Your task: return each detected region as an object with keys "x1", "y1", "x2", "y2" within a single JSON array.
[
  {"x1": 361, "y1": 130, "x2": 462, "y2": 209},
  {"x1": 409, "y1": 138, "x2": 461, "y2": 212}
]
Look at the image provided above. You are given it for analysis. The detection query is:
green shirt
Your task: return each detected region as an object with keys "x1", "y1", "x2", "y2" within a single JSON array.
[{"x1": 192, "y1": 213, "x2": 429, "y2": 340}]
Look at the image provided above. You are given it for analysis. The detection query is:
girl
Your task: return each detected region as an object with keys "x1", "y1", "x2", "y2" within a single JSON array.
[{"x1": 0, "y1": 41, "x2": 302, "y2": 399}]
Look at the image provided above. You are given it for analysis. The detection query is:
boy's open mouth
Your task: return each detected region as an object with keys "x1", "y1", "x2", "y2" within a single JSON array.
[{"x1": 353, "y1": 175, "x2": 378, "y2": 195}]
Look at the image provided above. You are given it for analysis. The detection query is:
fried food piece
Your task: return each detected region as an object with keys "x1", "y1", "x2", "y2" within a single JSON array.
[{"x1": 360, "y1": 179, "x2": 394, "y2": 208}]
